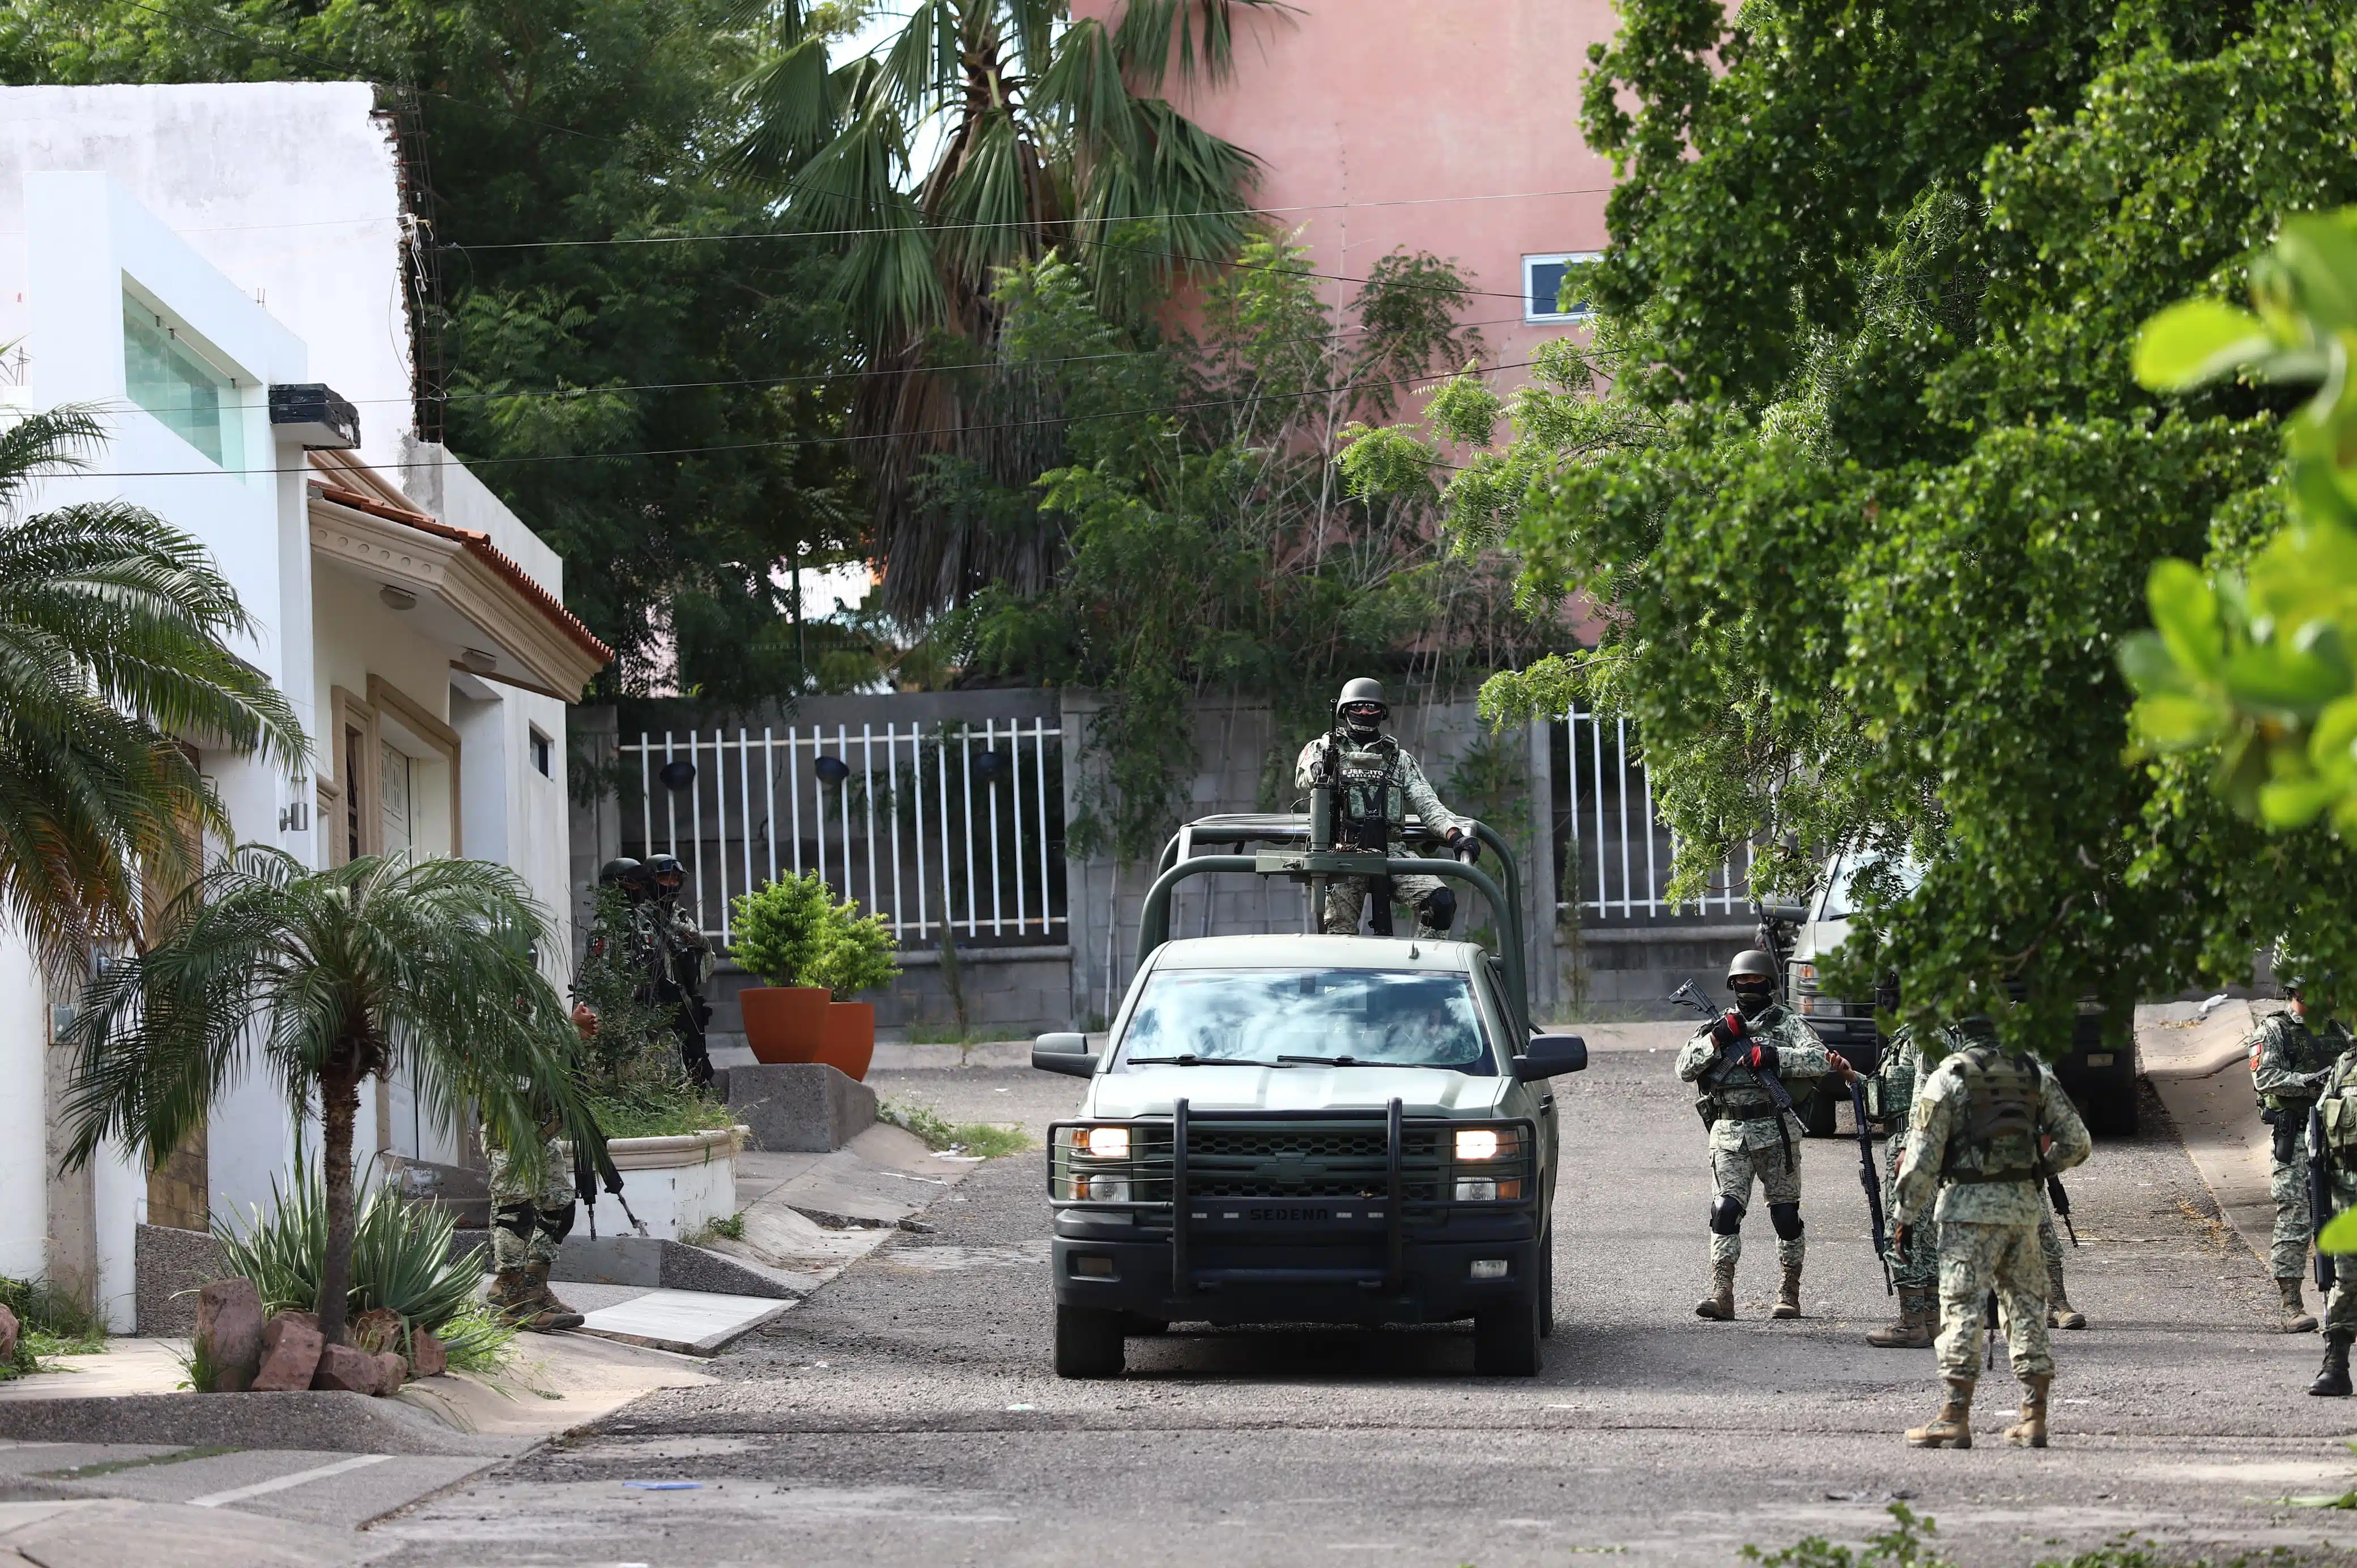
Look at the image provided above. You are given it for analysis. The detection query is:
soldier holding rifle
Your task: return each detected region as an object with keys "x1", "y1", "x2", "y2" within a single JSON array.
[{"x1": 2247, "y1": 947, "x2": 2352, "y2": 1335}]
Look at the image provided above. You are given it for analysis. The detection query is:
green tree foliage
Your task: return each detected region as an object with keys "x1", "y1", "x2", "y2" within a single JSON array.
[
  {"x1": 1343, "y1": 1, "x2": 2357, "y2": 1040},
  {"x1": 61, "y1": 849, "x2": 603, "y2": 1348},
  {"x1": 726, "y1": 0, "x2": 1275, "y2": 620},
  {"x1": 933, "y1": 239, "x2": 1556, "y2": 863},
  {"x1": 4, "y1": 0, "x2": 862, "y2": 702},
  {"x1": 0, "y1": 406, "x2": 304, "y2": 968}
]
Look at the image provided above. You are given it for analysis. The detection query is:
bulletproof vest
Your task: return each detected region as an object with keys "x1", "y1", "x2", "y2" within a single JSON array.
[
  {"x1": 1940, "y1": 1046, "x2": 2045, "y2": 1184},
  {"x1": 2256, "y1": 1015, "x2": 2339, "y2": 1111},
  {"x1": 1698, "y1": 1007, "x2": 1803, "y2": 1121},
  {"x1": 2321, "y1": 1063, "x2": 2357, "y2": 1156},
  {"x1": 1328, "y1": 733, "x2": 1406, "y2": 852}
]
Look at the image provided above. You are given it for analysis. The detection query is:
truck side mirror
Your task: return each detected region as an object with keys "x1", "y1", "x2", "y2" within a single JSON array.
[
  {"x1": 1032, "y1": 1031, "x2": 1100, "y2": 1078},
  {"x1": 1513, "y1": 1034, "x2": 1587, "y2": 1081}
]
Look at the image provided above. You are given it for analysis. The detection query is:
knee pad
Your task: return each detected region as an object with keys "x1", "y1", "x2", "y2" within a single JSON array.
[
  {"x1": 1769, "y1": 1201, "x2": 1804, "y2": 1241},
  {"x1": 1419, "y1": 887, "x2": 1457, "y2": 931},
  {"x1": 536, "y1": 1200, "x2": 577, "y2": 1246},
  {"x1": 1708, "y1": 1195, "x2": 1746, "y2": 1235},
  {"x1": 492, "y1": 1200, "x2": 537, "y2": 1241}
]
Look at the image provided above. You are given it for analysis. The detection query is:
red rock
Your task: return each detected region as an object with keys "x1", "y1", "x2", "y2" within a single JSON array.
[
  {"x1": 350, "y1": 1306, "x2": 403, "y2": 1357},
  {"x1": 0, "y1": 1303, "x2": 19, "y2": 1367},
  {"x1": 252, "y1": 1313, "x2": 323, "y2": 1392},
  {"x1": 369, "y1": 1349, "x2": 409, "y2": 1396},
  {"x1": 194, "y1": 1280, "x2": 263, "y2": 1392},
  {"x1": 407, "y1": 1328, "x2": 448, "y2": 1380},
  {"x1": 309, "y1": 1342, "x2": 378, "y2": 1394}
]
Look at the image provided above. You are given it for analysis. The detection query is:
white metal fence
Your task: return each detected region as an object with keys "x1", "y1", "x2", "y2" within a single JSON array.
[
  {"x1": 619, "y1": 718, "x2": 1067, "y2": 947},
  {"x1": 1560, "y1": 708, "x2": 1758, "y2": 921}
]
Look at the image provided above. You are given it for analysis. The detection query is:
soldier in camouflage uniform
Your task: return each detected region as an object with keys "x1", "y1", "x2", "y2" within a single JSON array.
[
  {"x1": 644, "y1": 853, "x2": 717, "y2": 1087},
  {"x1": 2306, "y1": 1045, "x2": 2357, "y2": 1395},
  {"x1": 1866, "y1": 1024, "x2": 1941, "y2": 1347},
  {"x1": 2246, "y1": 958, "x2": 2351, "y2": 1333},
  {"x1": 1677, "y1": 949, "x2": 1851, "y2": 1320},
  {"x1": 1890, "y1": 1017, "x2": 2092, "y2": 1448},
  {"x1": 1294, "y1": 679, "x2": 1477, "y2": 938},
  {"x1": 484, "y1": 1134, "x2": 584, "y2": 1332},
  {"x1": 1870, "y1": 1023, "x2": 2086, "y2": 1344}
]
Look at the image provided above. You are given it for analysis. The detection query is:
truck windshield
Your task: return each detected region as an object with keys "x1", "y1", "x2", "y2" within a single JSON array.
[
  {"x1": 1818, "y1": 853, "x2": 1925, "y2": 921},
  {"x1": 1118, "y1": 969, "x2": 1490, "y2": 1070}
]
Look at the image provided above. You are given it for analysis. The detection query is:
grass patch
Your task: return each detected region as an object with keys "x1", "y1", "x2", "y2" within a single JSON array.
[
  {"x1": 582, "y1": 1088, "x2": 738, "y2": 1140},
  {"x1": 880, "y1": 1101, "x2": 1031, "y2": 1158},
  {"x1": 905, "y1": 1024, "x2": 1022, "y2": 1046},
  {"x1": 0, "y1": 1276, "x2": 106, "y2": 1379},
  {"x1": 704, "y1": 1213, "x2": 746, "y2": 1241},
  {"x1": 1743, "y1": 1505, "x2": 2343, "y2": 1568},
  {"x1": 36, "y1": 1446, "x2": 239, "y2": 1481}
]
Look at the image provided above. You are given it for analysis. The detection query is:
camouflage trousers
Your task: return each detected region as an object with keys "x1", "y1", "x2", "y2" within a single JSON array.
[
  {"x1": 487, "y1": 1141, "x2": 576, "y2": 1272},
  {"x1": 1883, "y1": 1135, "x2": 1938, "y2": 1291},
  {"x1": 1934, "y1": 1220, "x2": 2053, "y2": 1383},
  {"x1": 2323, "y1": 1179, "x2": 2357, "y2": 1334},
  {"x1": 1318, "y1": 874, "x2": 1451, "y2": 938},
  {"x1": 1886, "y1": 1168, "x2": 2071, "y2": 1297},
  {"x1": 1710, "y1": 1138, "x2": 1803, "y2": 1272},
  {"x1": 2271, "y1": 1137, "x2": 2314, "y2": 1283}
]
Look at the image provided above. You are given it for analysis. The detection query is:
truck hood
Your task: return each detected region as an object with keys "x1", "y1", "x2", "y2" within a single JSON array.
[{"x1": 1086, "y1": 1066, "x2": 1513, "y2": 1119}]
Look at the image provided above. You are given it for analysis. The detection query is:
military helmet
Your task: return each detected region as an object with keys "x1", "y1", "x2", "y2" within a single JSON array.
[
  {"x1": 597, "y1": 857, "x2": 642, "y2": 887},
  {"x1": 1726, "y1": 948, "x2": 1778, "y2": 989},
  {"x1": 1335, "y1": 677, "x2": 1389, "y2": 725},
  {"x1": 644, "y1": 853, "x2": 685, "y2": 880}
]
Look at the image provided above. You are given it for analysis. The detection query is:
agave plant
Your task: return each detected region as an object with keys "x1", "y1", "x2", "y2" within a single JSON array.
[{"x1": 62, "y1": 849, "x2": 604, "y2": 1348}]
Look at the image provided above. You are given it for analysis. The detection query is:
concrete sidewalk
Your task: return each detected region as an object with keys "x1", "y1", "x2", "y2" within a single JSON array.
[{"x1": 2141, "y1": 998, "x2": 2277, "y2": 1266}]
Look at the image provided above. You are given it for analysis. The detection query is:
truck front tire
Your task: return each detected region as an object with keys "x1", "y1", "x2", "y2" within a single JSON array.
[
  {"x1": 1055, "y1": 1305, "x2": 1126, "y2": 1378},
  {"x1": 1473, "y1": 1296, "x2": 1542, "y2": 1376}
]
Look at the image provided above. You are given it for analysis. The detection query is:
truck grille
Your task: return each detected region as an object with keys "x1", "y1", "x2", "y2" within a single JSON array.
[{"x1": 1189, "y1": 1124, "x2": 1446, "y2": 1201}]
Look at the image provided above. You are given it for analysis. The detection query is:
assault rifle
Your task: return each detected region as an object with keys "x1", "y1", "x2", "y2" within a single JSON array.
[
  {"x1": 2312, "y1": 1105, "x2": 2336, "y2": 1294},
  {"x1": 1668, "y1": 978, "x2": 1798, "y2": 1121},
  {"x1": 1850, "y1": 1077, "x2": 1894, "y2": 1294},
  {"x1": 2046, "y1": 1174, "x2": 2080, "y2": 1247}
]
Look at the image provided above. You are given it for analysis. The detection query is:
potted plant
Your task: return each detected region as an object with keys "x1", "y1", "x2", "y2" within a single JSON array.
[
  {"x1": 728, "y1": 872, "x2": 836, "y2": 1063},
  {"x1": 806, "y1": 900, "x2": 903, "y2": 1081}
]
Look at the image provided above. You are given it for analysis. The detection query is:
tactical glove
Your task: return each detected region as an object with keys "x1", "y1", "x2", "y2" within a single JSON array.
[
  {"x1": 1740, "y1": 1043, "x2": 1780, "y2": 1073},
  {"x1": 1444, "y1": 826, "x2": 1479, "y2": 862},
  {"x1": 1709, "y1": 1010, "x2": 1747, "y2": 1049}
]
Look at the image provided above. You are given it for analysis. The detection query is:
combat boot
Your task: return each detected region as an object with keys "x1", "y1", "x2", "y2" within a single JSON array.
[
  {"x1": 1694, "y1": 1259, "x2": 1736, "y2": 1321},
  {"x1": 2047, "y1": 1267, "x2": 2086, "y2": 1330},
  {"x1": 2281, "y1": 1277, "x2": 2320, "y2": 1335},
  {"x1": 520, "y1": 1260, "x2": 585, "y2": 1332},
  {"x1": 2003, "y1": 1371, "x2": 2051, "y2": 1448},
  {"x1": 1868, "y1": 1289, "x2": 1938, "y2": 1349},
  {"x1": 2310, "y1": 1330, "x2": 2352, "y2": 1397},
  {"x1": 1904, "y1": 1377, "x2": 1975, "y2": 1448},
  {"x1": 1773, "y1": 1262, "x2": 1803, "y2": 1319},
  {"x1": 487, "y1": 1267, "x2": 536, "y2": 1326}
]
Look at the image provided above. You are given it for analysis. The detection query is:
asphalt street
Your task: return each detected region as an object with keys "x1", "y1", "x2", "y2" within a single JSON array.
[{"x1": 373, "y1": 1038, "x2": 2357, "y2": 1568}]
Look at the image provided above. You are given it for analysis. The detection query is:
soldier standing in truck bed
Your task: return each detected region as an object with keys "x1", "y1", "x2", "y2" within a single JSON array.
[{"x1": 1293, "y1": 679, "x2": 1478, "y2": 939}]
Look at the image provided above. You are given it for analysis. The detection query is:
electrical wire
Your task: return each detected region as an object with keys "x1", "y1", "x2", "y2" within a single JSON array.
[{"x1": 86, "y1": 353, "x2": 1552, "y2": 477}]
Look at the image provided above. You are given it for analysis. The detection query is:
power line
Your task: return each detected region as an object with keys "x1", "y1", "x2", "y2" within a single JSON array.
[
  {"x1": 444, "y1": 185, "x2": 1610, "y2": 252},
  {"x1": 87, "y1": 355, "x2": 1548, "y2": 477},
  {"x1": 326, "y1": 310, "x2": 1556, "y2": 407}
]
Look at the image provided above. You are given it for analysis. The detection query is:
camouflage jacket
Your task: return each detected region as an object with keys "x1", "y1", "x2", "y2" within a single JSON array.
[
  {"x1": 1294, "y1": 732, "x2": 1467, "y2": 842},
  {"x1": 1893, "y1": 1047, "x2": 2091, "y2": 1227},
  {"x1": 1871, "y1": 1026, "x2": 1928, "y2": 1139},
  {"x1": 653, "y1": 900, "x2": 713, "y2": 1001},
  {"x1": 2248, "y1": 1010, "x2": 2351, "y2": 1113},
  {"x1": 1675, "y1": 1003, "x2": 1832, "y2": 1152}
]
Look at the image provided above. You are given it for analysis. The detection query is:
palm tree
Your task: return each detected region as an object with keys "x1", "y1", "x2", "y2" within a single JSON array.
[
  {"x1": 0, "y1": 404, "x2": 305, "y2": 967},
  {"x1": 730, "y1": 0, "x2": 1279, "y2": 620},
  {"x1": 60, "y1": 850, "x2": 607, "y2": 1349}
]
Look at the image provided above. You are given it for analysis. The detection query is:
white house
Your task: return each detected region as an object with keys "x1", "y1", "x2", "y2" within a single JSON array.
[{"x1": 0, "y1": 84, "x2": 607, "y2": 1327}]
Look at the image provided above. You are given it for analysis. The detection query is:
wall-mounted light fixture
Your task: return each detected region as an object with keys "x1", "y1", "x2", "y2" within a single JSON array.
[
  {"x1": 658, "y1": 759, "x2": 697, "y2": 791},
  {"x1": 460, "y1": 647, "x2": 498, "y2": 673},
  {"x1": 380, "y1": 585, "x2": 417, "y2": 611},
  {"x1": 814, "y1": 755, "x2": 851, "y2": 783}
]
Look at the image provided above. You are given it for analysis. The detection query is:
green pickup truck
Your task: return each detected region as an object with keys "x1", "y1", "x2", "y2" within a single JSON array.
[{"x1": 1032, "y1": 814, "x2": 1587, "y2": 1378}]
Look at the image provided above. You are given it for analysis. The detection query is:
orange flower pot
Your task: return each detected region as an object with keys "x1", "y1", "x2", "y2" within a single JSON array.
[
  {"x1": 739, "y1": 986, "x2": 832, "y2": 1065},
  {"x1": 816, "y1": 1002, "x2": 876, "y2": 1081}
]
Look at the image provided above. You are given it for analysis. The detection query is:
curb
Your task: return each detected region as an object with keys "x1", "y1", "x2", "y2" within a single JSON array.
[{"x1": 0, "y1": 1390, "x2": 527, "y2": 1457}]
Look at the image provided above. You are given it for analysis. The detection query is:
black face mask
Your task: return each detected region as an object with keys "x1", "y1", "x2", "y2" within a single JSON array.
[
  {"x1": 1342, "y1": 707, "x2": 1383, "y2": 742},
  {"x1": 1731, "y1": 983, "x2": 1773, "y2": 1020}
]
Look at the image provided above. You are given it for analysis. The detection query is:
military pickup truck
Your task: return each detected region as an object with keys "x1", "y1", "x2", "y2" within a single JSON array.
[{"x1": 1032, "y1": 813, "x2": 1587, "y2": 1378}]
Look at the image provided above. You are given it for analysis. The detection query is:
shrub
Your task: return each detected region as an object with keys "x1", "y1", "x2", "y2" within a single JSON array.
[
  {"x1": 214, "y1": 1165, "x2": 515, "y2": 1370},
  {"x1": 0, "y1": 1275, "x2": 104, "y2": 1378},
  {"x1": 806, "y1": 901, "x2": 901, "y2": 999},
  {"x1": 729, "y1": 872, "x2": 836, "y2": 988}
]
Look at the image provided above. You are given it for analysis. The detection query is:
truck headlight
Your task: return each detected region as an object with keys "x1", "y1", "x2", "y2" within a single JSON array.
[
  {"x1": 1080, "y1": 1126, "x2": 1130, "y2": 1158},
  {"x1": 1453, "y1": 1178, "x2": 1524, "y2": 1201},
  {"x1": 1455, "y1": 1128, "x2": 1501, "y2": 1161},
  {"x1": 1079, "y1": 1175, "x2": 1131, "y2": 1201}
]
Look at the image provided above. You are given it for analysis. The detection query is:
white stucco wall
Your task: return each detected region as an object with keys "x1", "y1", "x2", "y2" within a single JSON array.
[
  {"x1": 0, "y1": 938, "x2": 46, "y2": 1282},
  {"x1": 0, "y1": 82, "x2": 409, "y2": 471}
]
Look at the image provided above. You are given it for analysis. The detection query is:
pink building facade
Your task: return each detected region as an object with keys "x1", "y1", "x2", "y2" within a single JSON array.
[{"x1": 1095, "y1": 0, "x2": 1626, "y2": 381}]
